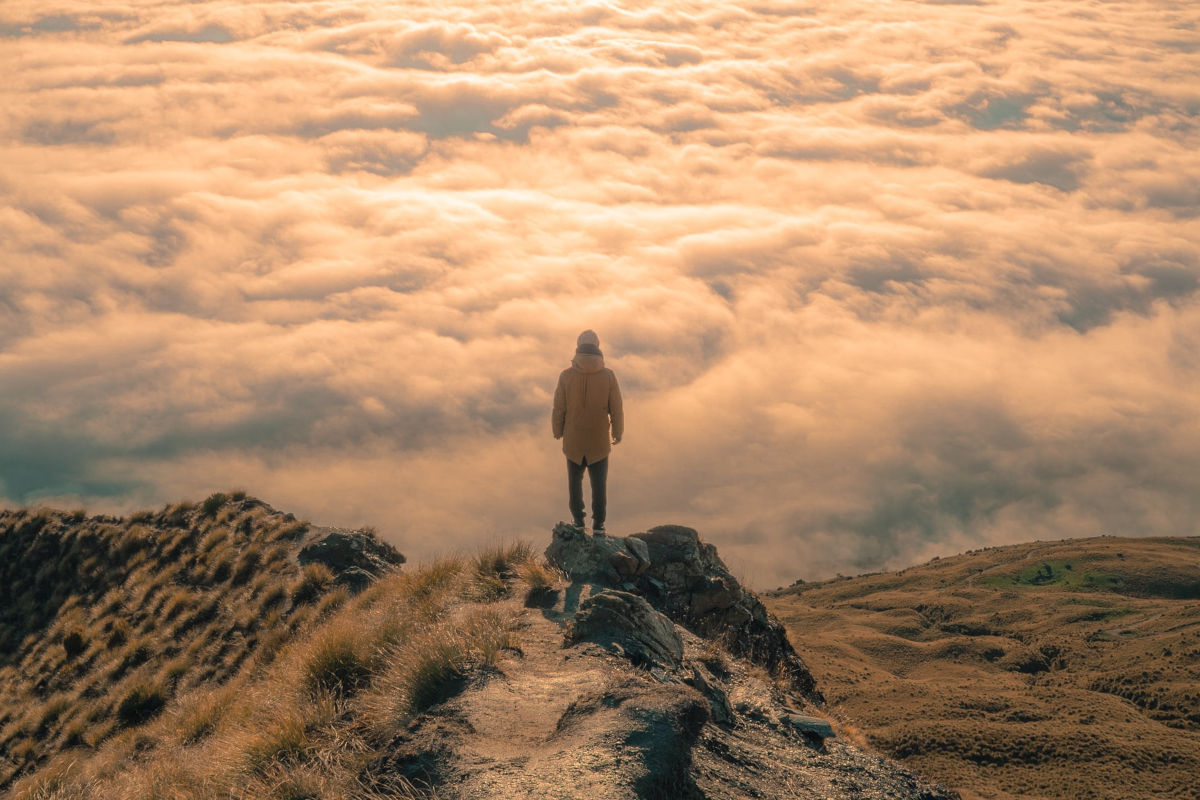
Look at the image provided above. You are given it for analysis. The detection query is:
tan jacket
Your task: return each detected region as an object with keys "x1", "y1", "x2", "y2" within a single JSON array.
[{"x1": 552, "y1": 352, "x2": 624, "y2": 465}]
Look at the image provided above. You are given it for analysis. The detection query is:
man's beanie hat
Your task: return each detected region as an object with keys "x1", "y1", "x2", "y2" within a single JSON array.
[{"x1": 576, "y1": 329, "x2": 602, "y2": 355}]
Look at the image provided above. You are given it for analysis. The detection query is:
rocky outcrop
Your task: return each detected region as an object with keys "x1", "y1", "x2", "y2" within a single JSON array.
[
  {"x1": 369, "y1": 578, "x2": 958, "y2": 800},
  {"x1": 565, "y1": 590, "x2": 683, "y2": 669},
  {"x1": 629, "y1": 525, "x2": 818, "y2": 695},
  {"x1": 545, "y1": 524, "x2": 649, "y2": 583},
  {"x1": 299, "y1": 528, "x2": 405, "y2": 592},
  {"x1": 545, "y1": 522, "x2": 821, "y2": 700}
]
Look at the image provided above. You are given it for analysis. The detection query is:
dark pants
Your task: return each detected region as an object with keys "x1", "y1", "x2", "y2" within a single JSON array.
[{"x1": 567, "y1": 456, "x2": 608, "y2": 527}]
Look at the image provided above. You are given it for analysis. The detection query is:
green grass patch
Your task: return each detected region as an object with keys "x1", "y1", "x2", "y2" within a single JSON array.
[{"x1": 980, "y1": 560, "x2": 1124, "y2": 591}]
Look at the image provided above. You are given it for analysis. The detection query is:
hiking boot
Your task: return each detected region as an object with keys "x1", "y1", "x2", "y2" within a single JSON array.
[
  {"x1": 592, "y1": 524, "x2": 606, "y2": 537},
  {"x1": 572, "y1": 520, "x2": 586, "y2": 534}
]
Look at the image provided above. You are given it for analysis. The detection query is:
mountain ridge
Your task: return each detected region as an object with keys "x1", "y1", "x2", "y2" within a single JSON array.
[
  {"x1": 0, "y1": 493, "x2": 403, "y2": 790},
  {"x1": 0, "y1": 497, "x2": 958, "y2": 799}
]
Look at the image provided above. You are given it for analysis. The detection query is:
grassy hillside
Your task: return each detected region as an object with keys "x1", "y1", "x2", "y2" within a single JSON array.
[
  {"x1": 0, "y1": 493, "x2": 394, "y2": 791},
  {"x1": 765, "y1": 536, "x2": 1200, "y2": 800},
  {"x1": 3, "y1": 531, "x2": 548, "y2": 800}
]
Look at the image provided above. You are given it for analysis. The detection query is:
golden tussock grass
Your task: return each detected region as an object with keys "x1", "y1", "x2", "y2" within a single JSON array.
[
  {"x1": 6, "y1": 535, "x2": 544, "y2": 800},
  {"x1": 0, "y1": 496, "x2": 338, "y2": 791},
  {"x1": 291, "y1": 563, "x2": 335, "y2": 606},
  {"x1": 168, "y1": 684, "x2": 240, "y2": 745}
]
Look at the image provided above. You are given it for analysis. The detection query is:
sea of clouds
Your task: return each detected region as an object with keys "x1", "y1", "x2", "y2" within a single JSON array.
[{"x1": 2, "y1": 0, "x2": 1198, "y2": 586}]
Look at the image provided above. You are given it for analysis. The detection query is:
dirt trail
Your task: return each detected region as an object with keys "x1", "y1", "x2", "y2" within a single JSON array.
[
  {"x1": 1099, "y1": 611, "x2": 1164, "y2": 639},
  {"x1": 454, "y1": 600, "x2": 622, "y2": 797},
  {"x1": 437, "y1": 585, "x2": 744, "y2": 800}
]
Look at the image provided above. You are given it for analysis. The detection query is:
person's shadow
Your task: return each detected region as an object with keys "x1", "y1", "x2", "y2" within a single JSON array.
[{"x1": 537, "y1": 580, "x2": 589, "y2": 627}]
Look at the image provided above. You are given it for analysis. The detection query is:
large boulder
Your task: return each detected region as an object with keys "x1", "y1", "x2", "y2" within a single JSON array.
[
  {"x1": 299, "y1": 528, "x2": 405, "y2": 590},
  {"x1": 545, "y1": 522, "x2": 649, "y2": 584},
  {"x1": 566, "y1": 589, "x2": 684, "y2": 669}
]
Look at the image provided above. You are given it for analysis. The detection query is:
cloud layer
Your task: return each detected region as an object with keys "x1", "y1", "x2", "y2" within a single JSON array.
[{"x1": 3, "y1": 0, "x2": 1199, "y2": 586}]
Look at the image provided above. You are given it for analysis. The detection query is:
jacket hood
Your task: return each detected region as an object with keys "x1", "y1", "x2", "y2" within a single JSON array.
[{"x1": 571, "y1": 352, "x2": 605, "y2": 374}]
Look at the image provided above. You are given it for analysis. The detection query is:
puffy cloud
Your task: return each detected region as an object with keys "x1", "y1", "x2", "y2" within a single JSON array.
[{"x1": 2, "y1": 0, "x2": 1198, "y2": 587}]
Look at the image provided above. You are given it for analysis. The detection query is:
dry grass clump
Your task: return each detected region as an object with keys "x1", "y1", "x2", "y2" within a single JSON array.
[
  {"x1": 115, "y1": 682, "x2": 168, "y2": 729},
  {"x1": 417, "y1": 542, "x2": 546, "y2": 607},
  {"x1": 301, "y1": 626, "x2": 374, "y2": 698},
  {"x1": 105, "y1": 619, "x2": 130, "y2": 650},
  {"x1": 5, "y1": 541, "x2": 538, "y2": 800},
  {"x1": 162, "y1": 588, "x2": 194, "y2": 621},
  {"x1": 199, "y1": 527, "x2": 231, "y2": 556},
  {"x1": 516, "y1": 557, "x2": 564, "y2": 608},
  {"x1": 465, "y1": 540, "x2": 540, "y2": 602},
  {"x1": 259, "y1": 584, "x2": 289, "y2": 613},
  {"x1": 231, "y1": 545, "x2": 263, "y2": 587},
  {"x1": 158, "y1": 656, "x2": 190, "y2": 687},
  {"x1": 516, "y1": 558, "x2": 556, "y2": 590},
  {"x1": 170, "y1": 684, "x2": 240, "y2": 745},
  {"x1": 292, "y1": 564, "x2": 335, "y2": 606},
  {"x1": 240, "y1": 703, "x2": 325, "y2": 774},
  {"x1": 315, "y1": 587, "x2": 350, "y2": 619},
  {"x1": 698, "y1": 637, "x2": 733, "y2": 680},
  {"x1": 200, "y1": 492, "x2": 230, "y2": 518},
  {"x1": 363, "y1": 606, "x2": 517, "y2": 737},
  {"x1": 272, "y1": 519, "x2": 310, "y2": 542}
]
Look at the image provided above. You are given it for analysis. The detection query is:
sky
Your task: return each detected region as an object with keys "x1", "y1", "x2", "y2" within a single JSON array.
[{"x1": 2, "y1": 0, "x2": 1199, "y2": 587}]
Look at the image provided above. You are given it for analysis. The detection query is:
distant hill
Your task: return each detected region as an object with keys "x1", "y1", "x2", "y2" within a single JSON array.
[
  {"x1": 0, "y1": 493, "x2": 402, "y2": 790},
  {"x1": 765, "y1": 536, "x2": 1200, "y2": 800}
]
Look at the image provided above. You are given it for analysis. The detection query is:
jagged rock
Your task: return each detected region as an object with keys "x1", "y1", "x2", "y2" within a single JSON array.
[
  {"x1": 299, "y1": 529, "x2": 405, "y2": 583},
  {"x1": 625, "y1": 535, "x2": 651, "y2": 569},
  {"x1": 629, "y1": 525, "x2": 820, "y2": 700},
  {"x1": 333, "y1": 565, "x2": 375, "y2": 594},
  {"x1": 565, "y1": 589, "x2": 684, "y2": 669},
  {"x1": 545, "y1": 522, "x2": 821, "y2": 700},
  {"x1": 609, "y1": 548, "x2": 641, "y2": 578},
  {"x1": 684, "y1": 665, "x2": 734, "y2": 726}
]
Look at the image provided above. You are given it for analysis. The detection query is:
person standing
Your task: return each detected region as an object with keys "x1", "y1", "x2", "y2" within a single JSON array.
[{"x1": 552, "y1": 330, "x2": 623, "y2": 536}]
